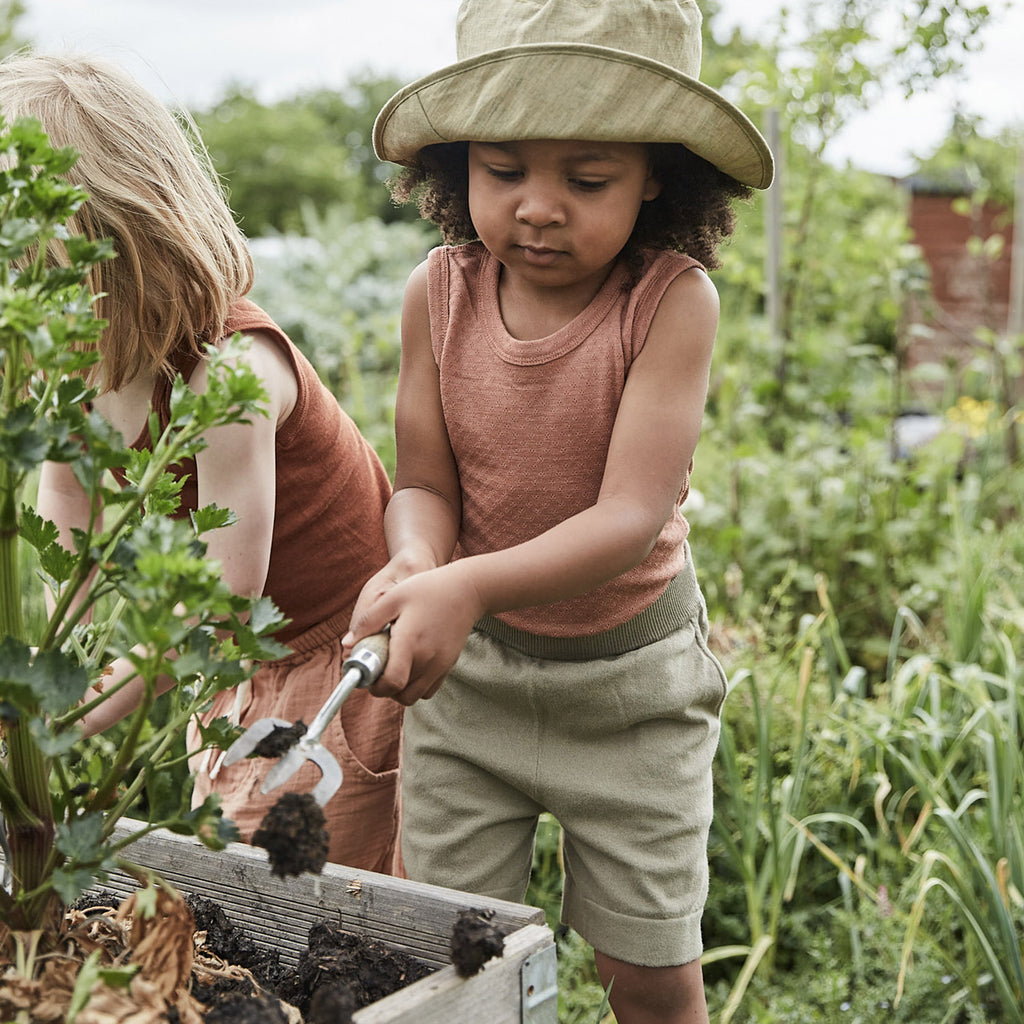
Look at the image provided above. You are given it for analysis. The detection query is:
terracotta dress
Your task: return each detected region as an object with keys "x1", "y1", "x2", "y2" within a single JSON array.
[{"x1": 130, "y1": 298, "x2": 402, "y2": 874}]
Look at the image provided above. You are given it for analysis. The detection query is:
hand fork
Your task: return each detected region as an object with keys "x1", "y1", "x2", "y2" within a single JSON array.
[{"x1": 220, "y1": 629, "x2": 390, "y2": 807}]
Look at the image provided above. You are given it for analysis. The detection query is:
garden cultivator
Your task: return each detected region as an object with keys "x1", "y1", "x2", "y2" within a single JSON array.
[{"x1": 221, "y1": 629, "x2": 390, "y2": 806}]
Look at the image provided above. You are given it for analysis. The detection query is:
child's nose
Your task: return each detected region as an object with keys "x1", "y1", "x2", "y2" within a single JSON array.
[{"x1": 515, "y1": 185, "x2": 566, "y2": 227}]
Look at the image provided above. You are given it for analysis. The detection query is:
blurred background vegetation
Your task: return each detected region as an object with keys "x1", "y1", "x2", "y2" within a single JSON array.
[{"x1": 5, "y1": 0, "x2": 1024, "y2": 1020}]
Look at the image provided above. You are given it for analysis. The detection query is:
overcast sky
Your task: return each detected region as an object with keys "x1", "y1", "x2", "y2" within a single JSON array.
[{"x1": 19, "y1": 0, "x2": 1024, "y2": 177}]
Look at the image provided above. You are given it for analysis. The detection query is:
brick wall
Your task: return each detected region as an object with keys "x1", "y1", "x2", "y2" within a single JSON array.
[{"x1": 904, "y1": 186, "x2": 1016, "y2": 402}]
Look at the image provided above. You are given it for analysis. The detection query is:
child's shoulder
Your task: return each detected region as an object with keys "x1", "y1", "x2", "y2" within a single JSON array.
[
  {"x1": 419, "y1": 241, "x2": 493, "y2": 300},
  {"x1": 629, "y1": 249, "x2": 711, "y2": 307},
  {"x1": 640, "y1": 248, "x2": 706, "y2": 277},
  {"x1": 427, "y1": 239, "x2": 488, "y2": 268}
]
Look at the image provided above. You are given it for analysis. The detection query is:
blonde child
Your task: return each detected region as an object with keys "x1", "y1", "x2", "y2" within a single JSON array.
[
  {"x1": 344, "y1": 0, "x2": 774, "y2": 1018},
  {"x1": 1, "y1": 52, "x2": 403, "y2": 874}
]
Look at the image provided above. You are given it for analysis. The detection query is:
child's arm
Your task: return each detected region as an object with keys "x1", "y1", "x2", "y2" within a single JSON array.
[
  {"x1": 76, "y1": 331, "x2": 297, "y2": 734},
  {"x1": 188, "y1": 331, "x2": 295, "y2": 599},
  {"x1": 349, "y1": 267, "x2": 719, "y2": 705},
  {"x1": 346, "y1": 261, "x2": 463, "y2": 622},
  {"x1": 36, "y1": 459, "x2": 100, "y2": 621}
]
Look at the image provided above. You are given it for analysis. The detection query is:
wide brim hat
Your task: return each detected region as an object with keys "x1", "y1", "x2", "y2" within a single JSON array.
[{"x1": 373, "y1": 0, "x2": 774, "y2": 190}]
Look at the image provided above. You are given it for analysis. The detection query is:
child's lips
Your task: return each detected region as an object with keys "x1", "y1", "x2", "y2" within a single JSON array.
[{"x1": 518, "y1": 244, "x2": 562, "y2": 266}]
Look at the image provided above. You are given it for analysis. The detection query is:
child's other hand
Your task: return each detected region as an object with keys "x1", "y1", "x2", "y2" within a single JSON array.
[
  {"x1": 343, "y1": 548, "x2": 436, "y2": 657},
  {"x1": 344, "y1": 562, "x2": 484, "y2": 706}
]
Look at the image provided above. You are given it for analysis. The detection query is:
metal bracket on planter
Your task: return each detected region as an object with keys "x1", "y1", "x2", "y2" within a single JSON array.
[{"x1": 521, "y1": 944, "x2": 558, "y2": 1023}]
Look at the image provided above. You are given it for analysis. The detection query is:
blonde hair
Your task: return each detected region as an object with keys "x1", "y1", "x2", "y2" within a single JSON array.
[{"x1": 0, "y1": 51, "x2": 254, "y2": 391}]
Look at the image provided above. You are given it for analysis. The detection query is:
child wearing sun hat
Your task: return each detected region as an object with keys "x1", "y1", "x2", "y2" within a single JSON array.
[{"x1": 345, "y1": 2, "x2": 773, "y2": 1019}]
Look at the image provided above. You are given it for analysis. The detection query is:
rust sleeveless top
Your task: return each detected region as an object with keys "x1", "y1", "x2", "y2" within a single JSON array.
[
  {"x1": 127, "y1": 298, "x2": 391, "y2": 646},
  {"x1": 427, "y1": 242, "x2": 700, "y2": 638}
]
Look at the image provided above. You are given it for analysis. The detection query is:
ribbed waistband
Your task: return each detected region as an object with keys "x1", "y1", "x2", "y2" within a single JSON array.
[
  {"x1": 471, "y1": 556, "x2": 702, "y2": 662},
  {"x1": 269, "y1": 608, "x2": 350, "y2": 664}
]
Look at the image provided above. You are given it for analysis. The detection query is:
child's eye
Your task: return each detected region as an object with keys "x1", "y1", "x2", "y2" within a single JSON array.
[
  {"x1": 486, "y1": 166, "x2": 522, "y2": 181},
  {"x1": 571, "y1": 178, "x2": 608, "y2": 192}
]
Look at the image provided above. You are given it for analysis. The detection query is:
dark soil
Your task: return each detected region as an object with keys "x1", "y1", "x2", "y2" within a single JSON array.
[
  {"x1": 201, "y1": 989, "x2": 291, "y2": 1024},
  {"x1": 187, "y1": 894, "x2": 288, "y2": 991},
  {"x1": 450, "y1": 907, "x2": 506, "y2": 977},
  {"x1": 74, "y1": 887, "x2": 507, "y2": 1021},
  {"x1": 253, "y1": 721, "x2": 307, "y2": 757},
  {"x1": 274, "y1": 919, "x2": 433, "y2": 1021},
  {"x1": 252, "y1": 792, "x2": 330, "y2": 877}
]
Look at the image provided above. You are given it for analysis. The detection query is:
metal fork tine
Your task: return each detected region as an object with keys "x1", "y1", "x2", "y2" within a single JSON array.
[
  {"x1": 221, "y1": 717, "x2": 293, "y2": 767},
  {"x1": 216, "y1": 629, "x2": 390, "y2": 808},
  {"x1": 260, "y1": 742, "x2": 344, "y2": 806}
]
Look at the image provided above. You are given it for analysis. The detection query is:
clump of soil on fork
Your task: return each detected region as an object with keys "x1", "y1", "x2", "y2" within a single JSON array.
[
  {"x1": 253, "y1": 721, "x2": 307, "y2": 757},
  {"x1": 252, "y1": 792, "x2": 329, "y2": 877}
]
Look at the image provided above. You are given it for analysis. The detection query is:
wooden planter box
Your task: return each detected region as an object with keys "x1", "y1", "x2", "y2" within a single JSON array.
[{"x1": 95, "y1": 825, "x2": 558, "y2": 1023}]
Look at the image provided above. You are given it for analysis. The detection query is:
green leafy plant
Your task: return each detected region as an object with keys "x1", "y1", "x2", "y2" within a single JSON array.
[
  {"x1": 0, "y1": 114, "x2": 287, "y2": 946},
  {"x1": 844, "y1": 637, "x2": 1024, "y2": 1021}
]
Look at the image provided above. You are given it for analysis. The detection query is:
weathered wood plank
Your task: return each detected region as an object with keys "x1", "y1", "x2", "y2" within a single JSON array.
[
  {"x1": 354, "y1": 925, "x2": 556, "y2": 1024},
  {"x1": 100, "y1": 824, "x2": 545, "y2": 971}
]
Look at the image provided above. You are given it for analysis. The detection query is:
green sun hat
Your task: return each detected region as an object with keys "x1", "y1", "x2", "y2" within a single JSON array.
[{"x1": 373, "y1": 0, "x2": 774, "y2": 190}]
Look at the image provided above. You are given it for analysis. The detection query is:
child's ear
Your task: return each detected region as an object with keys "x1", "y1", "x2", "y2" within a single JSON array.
[{"x1": 643, "y1": 175, "x2": 662, "y2": 202}]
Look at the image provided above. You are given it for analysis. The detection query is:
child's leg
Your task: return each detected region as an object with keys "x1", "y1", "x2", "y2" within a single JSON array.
[
  {"x1": 400, "y1": 631, "x2": 544, "y2": 897},
  {"x1": 529, "y1": 567, "x2": 727, "y2": 1022},
  {"x1": 593, "y1": 952, "x2": 709, "y2": 1024}
]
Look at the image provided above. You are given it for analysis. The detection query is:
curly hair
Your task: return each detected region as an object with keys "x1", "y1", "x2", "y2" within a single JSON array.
[{"x1": 387, "y1": 141, "x2": 751, "y2": 278}]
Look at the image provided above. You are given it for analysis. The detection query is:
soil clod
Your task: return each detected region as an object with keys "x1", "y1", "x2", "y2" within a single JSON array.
[
  {"x1": 252, "y1": 792, "x2": 330, "y2": 877},
  {"x1": 450, "y1": 907, "x2": 505, "y2": 977},
  {"x1": 202, "y1": 990, "x2": 291, "y2": 1024},
  {"x1": 275, "y1": 920, "x2": 432, "y2": 1018},
  {"x1": 253, "y1": 721, "x2": 307, "y2": 758},
  {"x1": 186, "y1": 894, "x2": 287, "y2": 991},
  {"x1": 306, "y1": 981, "x2": 357, "y2": 1024}
]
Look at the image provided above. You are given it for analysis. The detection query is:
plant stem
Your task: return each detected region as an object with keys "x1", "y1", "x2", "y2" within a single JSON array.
[
  {"x1": 1, "y1": 457, "x2": 58, "y2": 928},
  {"x1": 0, "y1": 463, "x2": 24, "y2": 643}
]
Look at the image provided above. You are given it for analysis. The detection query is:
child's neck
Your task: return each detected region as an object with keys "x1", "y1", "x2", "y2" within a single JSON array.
[{"x1": 495, "y1": 263, "x2": 617, "y2": 341}]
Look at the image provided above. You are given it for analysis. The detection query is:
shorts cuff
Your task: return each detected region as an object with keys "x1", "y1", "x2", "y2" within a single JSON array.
[{"x1": 562, "y1": 889, "x2": 705, "y2": 968}]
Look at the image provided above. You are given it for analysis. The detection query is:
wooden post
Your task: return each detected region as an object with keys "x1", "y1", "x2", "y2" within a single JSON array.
[
  {"x1": 1008, "y1": 141, "x2": 1023, "y2": 341},
  {"x1": 765, "y1": 108, "x2": 783, "y2": 353},
  {"x1": 1005, "y1": 141, "x2": 1023, "y2": 463}
]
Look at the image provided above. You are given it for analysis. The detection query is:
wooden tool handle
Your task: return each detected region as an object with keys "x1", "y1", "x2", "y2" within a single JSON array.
[
  {"x1": 350, "y1": 628, "x2": 390, "y2": 666},
  {"x1": 342, "y1": 627, "x2": 391, "y2": 687}
]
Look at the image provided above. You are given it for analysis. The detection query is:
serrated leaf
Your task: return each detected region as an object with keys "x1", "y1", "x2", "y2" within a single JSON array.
[
  {"x1": 17, "y1": 507, "x2": 60, "y2": 550},
  {"x1": 51, "y1": 865, "x2": 98, "y2": 905},
  {"x1": 55, "y1": 812, "x2": 106, "y2": 861},
  {"x1": 193, "y1": 714, "x2": 243, "y2": 750},
  {"x1": 175, "y1": 798, "x2": 240, "y2": 851},
  {"x1": 248, "y1": 596, "x2": 287, "y2": 637},
  {"x1": 0, "y1": 637, "x2": 90, "y2": 715},
  {"x1": 190, "y1": 503, "x2": 237, "y2": 534},
  {"x1": 29, "y1": 715, "x2": 82, "y2": 757},
  {"x1": 0, "y1": 403, "x2": 50, "y2": 470}
]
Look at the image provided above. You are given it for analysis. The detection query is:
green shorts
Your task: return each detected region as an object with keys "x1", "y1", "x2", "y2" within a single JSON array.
[{"x1": 400, "y1": 559, "x2": 728, "y2": 967}]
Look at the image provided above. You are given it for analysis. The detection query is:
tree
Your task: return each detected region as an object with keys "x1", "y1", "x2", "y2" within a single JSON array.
[
  {"x1": 0, "y1": 0, "x2": 25, "y2": 59},
  {"x1": 193, "y1": 76, "x2": 410, "y2": 236},
  {"x1": 702, "y1": 0, "x2": 993, "y2": 432}
]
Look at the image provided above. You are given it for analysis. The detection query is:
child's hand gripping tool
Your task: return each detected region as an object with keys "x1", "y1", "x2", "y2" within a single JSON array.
[{"x1": 220, "y1": 629, "x2": 390, "y2": 807}]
